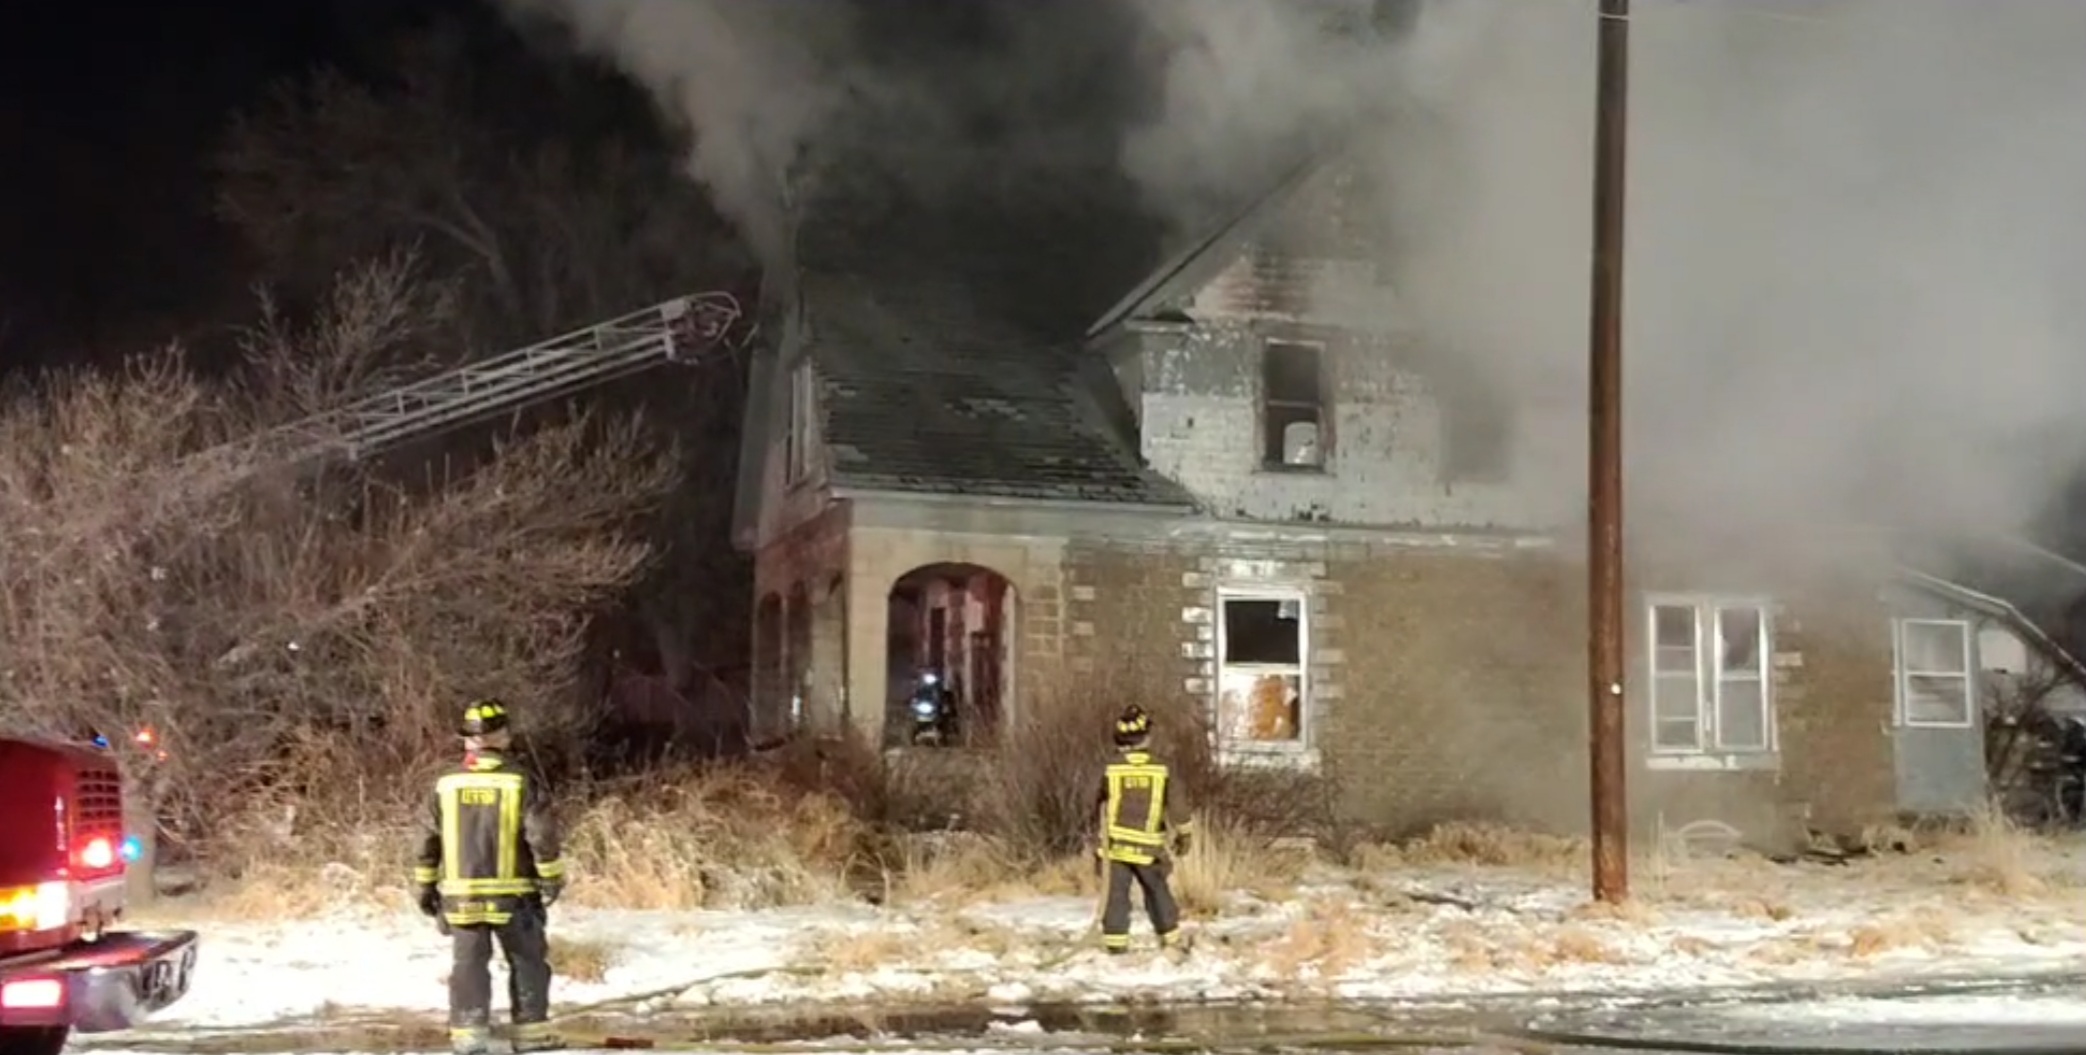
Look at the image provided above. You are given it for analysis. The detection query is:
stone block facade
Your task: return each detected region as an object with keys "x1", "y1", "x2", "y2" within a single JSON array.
[{"x1": 751, "y1": 504, "x2": 1903, "y2": 847}]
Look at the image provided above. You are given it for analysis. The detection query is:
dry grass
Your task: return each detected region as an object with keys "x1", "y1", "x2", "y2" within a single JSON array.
[
  {"x1": 1359, "y1": 821, "x2": 1590, "y2": 876},
  {"x1": 558, "y1": 767, "x2": 863, "y2": 911},
  {"x1": 547, "y1": 935, "x2": 617, "y2": 984},
  {"x1": 1934, "y1": 804, "x2": 2060, "y2": 897},
  {"x1": 1845, "y1": 914, "x2": 1954, "y2": 958},
  {"x1": 884, "y1": 834, "x2": 1034, "y2": 905},
  {"x1": 1259, "y1": 898, "x2": 1376, "y2": 978},
  {"x1": 1173, "y1": 820, "x2": 1306, "y2": 917},
  {"x1": 812, "y1": 927, "x2": 920, "y2": 974}
]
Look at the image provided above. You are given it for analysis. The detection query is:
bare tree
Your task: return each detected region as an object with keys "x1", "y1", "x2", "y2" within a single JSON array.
[
  {"x1": 0, "y1": 257, "x2": 676, "y2": 857},
  {"x1": 212, "y1": 23, "x2": 747, "y2": 351},
  {"x1": 212, "y1": 22, "x2": 757, "y2": 695},
  {"x1": 1984, "y1": 661, "x2": 2076, "y2": 826}
]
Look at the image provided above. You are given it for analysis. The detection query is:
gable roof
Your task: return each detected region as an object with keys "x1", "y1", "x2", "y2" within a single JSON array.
[
  {"x1": 1084, "y1": 135, "x2": 1358, "y2": 343},
  {"x1": 799, "y1": 270, "x2": 1191, "y2": 507},
  {"x1": 782, "y1": 156, "x2": 1193, "y2": 509}
]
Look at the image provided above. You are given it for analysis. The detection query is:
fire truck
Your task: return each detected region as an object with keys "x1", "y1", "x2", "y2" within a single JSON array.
[{"x1": 0, "y1": 736, "x2": 198, "y2": 1055}]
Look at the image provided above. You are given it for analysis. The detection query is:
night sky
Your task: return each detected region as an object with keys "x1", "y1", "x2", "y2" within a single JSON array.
[{"x1": 0, "y1": 0, "x2": 465, "y2": 369}]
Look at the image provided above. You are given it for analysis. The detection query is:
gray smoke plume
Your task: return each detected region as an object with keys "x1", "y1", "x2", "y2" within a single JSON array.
[
  {"x1": 499, "y1": 0, "x2": 2086, "y2": 544},
  {"x1": 1372, "y1": 0, "x2": 2086, "y2": 536},
  {"x1": 492, "y1": 0, "x2": 1154, "y2": 279},
  {"x1": 495, "y1": 0, "x2": 871, "y2": 269},
  {"x1": 1124, "y1": 0, "x2": 2086, "y2": 539}
]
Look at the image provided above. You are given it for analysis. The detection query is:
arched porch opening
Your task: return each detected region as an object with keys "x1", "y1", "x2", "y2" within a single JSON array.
[
  {"x1": 752, "y1": 592, "x2": 784, "y2": 741},
  {"x1": 885, "y1": 563, "x2": 1017, "y2": 749},
  {"x1": 784, "y1": 581, "x2": 812, "y2": 733}
]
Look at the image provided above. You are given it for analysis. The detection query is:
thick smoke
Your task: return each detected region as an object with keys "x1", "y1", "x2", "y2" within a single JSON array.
[
  {"x1": 495, "y1": 0, "x2": 869, "y2": 269},
  {"x1": 1371, "y1": 0, "x2": 2086, "y2": 538},
  {"x1": 492, "y1": 0, "x2": 1151, "y2": 276},
  {"x1": 498, "y1": 0, "x2": 2086, "y2": 542},
  {"x1": 1126, "y1": 0, "x2": 2086, "y2": 540}
]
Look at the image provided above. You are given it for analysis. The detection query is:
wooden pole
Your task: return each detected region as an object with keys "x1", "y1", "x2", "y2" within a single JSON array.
[{"x1": 1587, "y1": 0, "x2": 1632, "y2": 903}]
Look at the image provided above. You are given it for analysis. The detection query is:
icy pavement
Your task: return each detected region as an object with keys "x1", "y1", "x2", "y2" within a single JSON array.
[{"x1": 1528, "y1": 979, "x2": 2086, "y2": 1052}]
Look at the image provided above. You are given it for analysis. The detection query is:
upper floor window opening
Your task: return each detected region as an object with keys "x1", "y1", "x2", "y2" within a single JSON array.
[{"x1": 1262, "y1": 339, "x2": 1326, "y2": 470}]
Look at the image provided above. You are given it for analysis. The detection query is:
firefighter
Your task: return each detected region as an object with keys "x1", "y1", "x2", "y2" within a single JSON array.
[
  {"x1": 412, "y1": 699, "x2": 568, "y2": 1055},
  {"x1": 1093, "y1": 704, "x2": 1193, "y2": 955}
]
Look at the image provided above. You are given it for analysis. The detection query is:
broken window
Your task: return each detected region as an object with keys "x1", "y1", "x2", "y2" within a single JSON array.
[
  {"x1": 1262, "y1": 341, "x2": 1325, "y2": 469},
  {"x1": 1647, "y1": 599, "x2": 1775, "y2": 755},
  {"x1": 784, "y1": 359, "x2": 816, "y2": 485},
  {"x1": 1895, "y1": 618, "x2": 1973, "y2": 727},
  {"x1": 1216, "y1": 594, "x2": 1307, "y2": 749}
]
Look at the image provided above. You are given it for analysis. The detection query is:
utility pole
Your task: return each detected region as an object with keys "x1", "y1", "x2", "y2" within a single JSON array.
[{"x1": 1587, "y1": 0, "x2": 1632, "y2": 903}]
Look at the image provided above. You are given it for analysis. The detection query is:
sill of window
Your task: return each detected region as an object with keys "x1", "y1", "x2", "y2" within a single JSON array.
[
  {"x1": 1218, "y1": 746, "x2": 1321, "y2": 771},
  {"x1": 1254, "y1": 463, "x2": 1328, "y2": 476},
  {"x1": 1645, "y1": 752, "x2": 1778, "y2": 772}
]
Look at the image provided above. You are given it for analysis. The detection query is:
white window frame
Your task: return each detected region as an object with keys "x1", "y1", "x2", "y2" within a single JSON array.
[
  {"x1": 1893, "y1": 617, "x2": 1975, "y2": 729},
  {"x1": 1645, "y1": 595, "x2": 1777, "y2": 762},
  {"x1": 1213, "y1": 588, "x2": 1315, "y2": 767},
  {"x1": 783, "y1": 359, "x2": 816, "y2": 486}
]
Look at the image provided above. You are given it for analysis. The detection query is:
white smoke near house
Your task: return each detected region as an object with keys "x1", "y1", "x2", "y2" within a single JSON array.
[
  {"x1": 496, "y1": 0, "x2": 2086, "y2": 544},
  {"x1": 1129, "y1": 0, "x2": 2086, "y2": 539},
  {"x1": 494, "y1": 0, "x2": 870, "y2": 269}
]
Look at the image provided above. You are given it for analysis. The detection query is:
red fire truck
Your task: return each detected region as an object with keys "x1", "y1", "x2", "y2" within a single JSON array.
[{"x1": 0, "y1": 736, "x2": 197, "y2": 1055}]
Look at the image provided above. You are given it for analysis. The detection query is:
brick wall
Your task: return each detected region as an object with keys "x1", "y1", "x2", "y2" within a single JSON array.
[
  {"x1": 1621, "y1": 542, "x2": 1900, "y2": 845},
  {"x1": 1330, "y1": 547, "x2": 1588, "y2": 832},
  {"x1": 1052, "y1": 530, "x2": 1902, "y2": 847}
]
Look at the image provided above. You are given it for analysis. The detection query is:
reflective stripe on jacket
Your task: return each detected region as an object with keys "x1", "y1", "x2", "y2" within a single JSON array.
[
  {"x1": 1094, "y1": 750, "x2": 1191, "y2": 865},
  {"x1": 411, "y1": 752, "x2": 565, "y2": 924}
]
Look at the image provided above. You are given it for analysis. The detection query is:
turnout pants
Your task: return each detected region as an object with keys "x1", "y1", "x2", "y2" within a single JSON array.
[
  {"x1": 1100, "y1": 858, "x2": 1180, "y2": 952},
  {"x1": 449, "y1": 899, "x2": 553, "y2": 1035}
]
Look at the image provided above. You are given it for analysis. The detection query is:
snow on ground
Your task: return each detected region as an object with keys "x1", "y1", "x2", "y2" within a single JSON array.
[{"x1": 125, "y1": 837, "x2": 2086, "y2": 1033}]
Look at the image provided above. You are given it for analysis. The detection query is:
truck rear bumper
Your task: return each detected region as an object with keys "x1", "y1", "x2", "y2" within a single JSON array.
[{"x1": 0, "y1": 930, "x2": 199, "y2": 1034}]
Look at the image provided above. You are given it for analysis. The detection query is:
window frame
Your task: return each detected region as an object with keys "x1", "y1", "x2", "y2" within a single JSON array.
[
  {"x1": 1644, "y1": 594, "x2": 1778, "y2": 760},
  {"x1": 1213, "y1": 587, "x2": 1313, "y2": 763},
  {"x1": 783, "y1": 359, "x2": 816, "y2": 486},
  {"x1": 1259, "y1": 339, "x2": 1329, "y2": 471},
  {"x1": 1893, "y1": 617, "x2": 1976, "y2": 729}
]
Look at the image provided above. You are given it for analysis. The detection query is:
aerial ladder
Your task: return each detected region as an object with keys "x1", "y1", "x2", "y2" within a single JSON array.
[{"x1": 172, "y1": 289, "x2": 753, "y2": 494}]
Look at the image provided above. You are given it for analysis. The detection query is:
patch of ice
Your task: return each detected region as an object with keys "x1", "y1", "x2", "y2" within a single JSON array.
[{"x1": 1723, "y1": 993, "x2": 2086, "y2": 1026}]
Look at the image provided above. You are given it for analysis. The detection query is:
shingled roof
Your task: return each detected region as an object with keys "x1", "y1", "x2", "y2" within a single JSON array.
[{"x1": 786, "y1": 154, "x2": 1193, "y2": 508}]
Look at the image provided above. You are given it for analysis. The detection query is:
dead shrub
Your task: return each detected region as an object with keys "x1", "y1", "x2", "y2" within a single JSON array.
[
  {"x1": 1386, "y1": 821, "x2": 1590, "y2": 874},
  {"x1": 886, "y1": 832, "x2": 1030, "y2": 904},
  {"x1": 548, "y1": 935, "x2": 617, "y2": 984},
  {"x1": 1544, "y1": 925, "x2": 1625, "y2": 965},
  {"x1": 975, "y1": 660, "x2": 1327, "y2": 862},
  {"x1": 1261, "y1": 898, "x2": 1375, "y2": 977},
  {"x1": 1173, "y1": 819, "x2": 1307, "y2": 916},
  {"x1": 812, "y1": 927, "x2": 918, "y2": 974},
  {"x1": 0, "y1": 251, "x2": 676, "y2": 876},
  {"x1": 1847, "y1": 915, "x2": 1953, "y2": 957},
  {"x1": 559, "y1": 765, "x2": 863, "y2": 911},
  {"x1": 1937, "y1": 803, "x2": 2058, "y2": 897}
]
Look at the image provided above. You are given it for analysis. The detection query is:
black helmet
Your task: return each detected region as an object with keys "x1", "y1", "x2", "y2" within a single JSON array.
[
  {"x1": 1113, "y1": 705, "x2": 1151, "y2": 747},
  {"x1": 459, "y1": 698, "x2": 511, "y2": 737}
]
